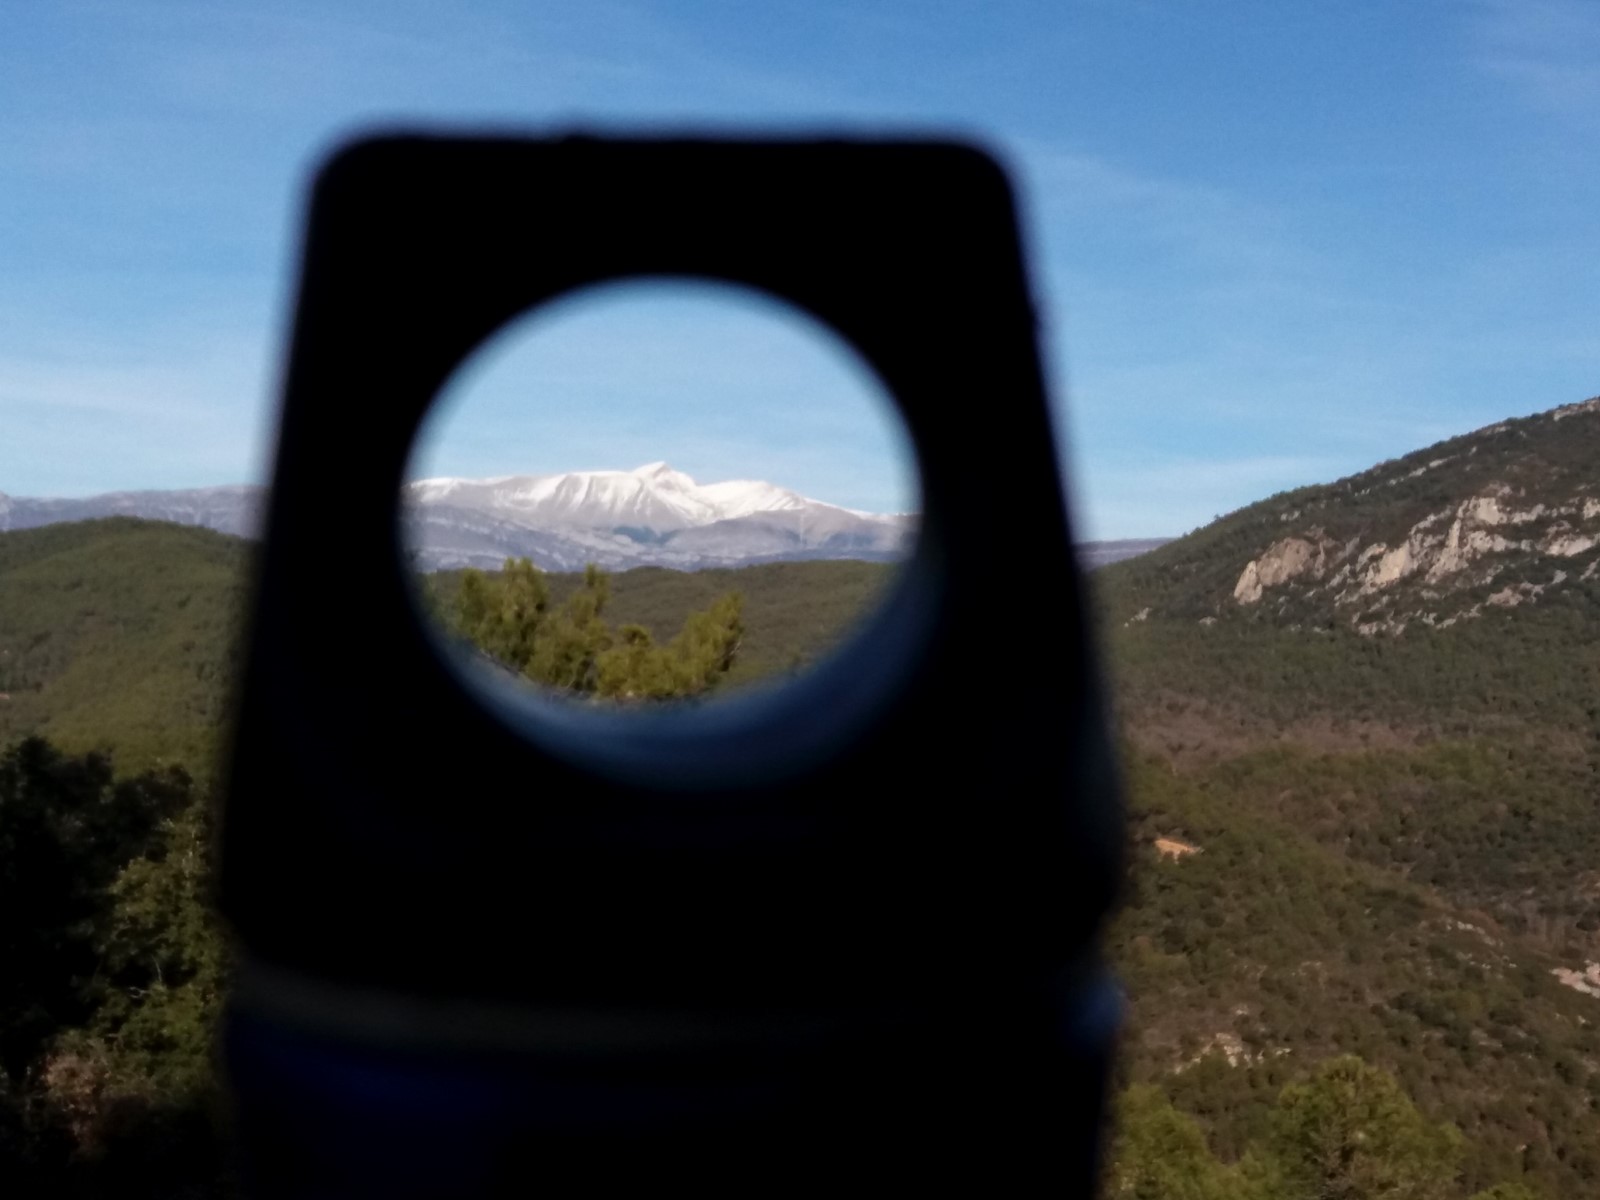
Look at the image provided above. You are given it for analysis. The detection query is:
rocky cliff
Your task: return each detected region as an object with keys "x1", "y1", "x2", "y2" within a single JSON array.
[{"x1": 1106, "y1": 395, "x2": 1600, "y2": 635}]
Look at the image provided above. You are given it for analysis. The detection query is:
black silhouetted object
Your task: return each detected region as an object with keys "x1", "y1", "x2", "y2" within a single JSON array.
[{"x1": 220, "y1": 132, "x2": 1123, "y2": 1197}]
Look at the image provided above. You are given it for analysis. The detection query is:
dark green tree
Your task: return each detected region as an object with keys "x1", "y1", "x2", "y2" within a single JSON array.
[
  {"x1": 0, "y1": 738, "x2": 190, "y2": 1080},
  {"x1": 0, "y1": 737, "x2": 223, "y2": 1191},
  {"x1": 86, "y1": 796, "x2": 226, "y2": 1095},
  {"x1": 44, "y1": 795, "x2": 235, "y2": 1193},
  {"x1": 1268, "y1": 1055, "x2": 1463, "y2": 1200},
  {"x1": 452, "y1": 558, "x2": 743, "y2": 700},
  {"x1": 1104, "y1": 1084, "x2": 1249, "y2": 1200}
]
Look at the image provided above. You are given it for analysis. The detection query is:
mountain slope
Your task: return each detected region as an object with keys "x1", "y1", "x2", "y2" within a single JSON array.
[
  {"x1": 1096, "y1": 395, "x2": 1600, "y2": 946},
  {"x1": 1098, "y1": 397, "x2": 1600, "y2": 737},
  {"x1": 9, "y1": 464, "x2": 1600, "y2": 1191},
  {"x1": 0, "y1": 520, "x2": 900, "y2": 768},
  {"x1": 1102, "y1": 396, "x2": 1600, "y2": 634},
  {"x1": 0, "y1": 519, "x2": 248, "y2": 771},
  {"x1": 1114, "y1": 747, "x2": 1600, "y2": 1196},
  {"x1": 1092, "y1": 394, "x2": 1600, "y2": 1198}
]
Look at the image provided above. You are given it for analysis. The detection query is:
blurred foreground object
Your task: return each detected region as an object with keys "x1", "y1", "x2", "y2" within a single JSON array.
[{"x1": 220, "y1": 132, "x2": 1122, "y2": 1196}]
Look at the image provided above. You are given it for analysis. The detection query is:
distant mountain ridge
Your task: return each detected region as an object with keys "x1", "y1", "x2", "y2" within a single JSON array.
[
  {"x1": 0, "y1": 464, "x2": 1167, "y2": 572},
  {"x1": 0, "y1": 484, "x2": 262, "y2": 539},
  {"x1": 401, "y1": 462, "x2": 913, "y2": 571}
]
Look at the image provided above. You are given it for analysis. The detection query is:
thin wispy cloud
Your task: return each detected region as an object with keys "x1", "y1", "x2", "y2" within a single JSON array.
[{"x1": 1472, "y1": 0, "x2": 1600, "y2": 128}]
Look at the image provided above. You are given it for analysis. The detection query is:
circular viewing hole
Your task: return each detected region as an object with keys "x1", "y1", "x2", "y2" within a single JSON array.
[{"x1": 401, "y1": 279, "x2": 921, "y2": 712}]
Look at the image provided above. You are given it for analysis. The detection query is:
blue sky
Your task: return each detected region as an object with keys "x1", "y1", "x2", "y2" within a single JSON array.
[{"x1": 2, "y1": 1, "x2": 1598, "y2": 537}]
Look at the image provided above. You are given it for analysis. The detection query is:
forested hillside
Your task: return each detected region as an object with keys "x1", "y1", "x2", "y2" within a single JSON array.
[
  {"x1": 1095, "y1": 398, "x2": 1600, "y2": 1198},
  {"x1": 0, "y1": 520, "x2": 246, "y2": 773},
  {"x1": 423, "y1": 557, "x2": 894, "y2": 688},
  {"x1": 0, "y1": 527, "x2": 899, "y2": 1192},
  {"x1": 7, "y1": 445, "x2": 1600, "y2": 1198},
  {"x1": 1100, "y1": 396, "x2": 1600, "y2": 634},
  {"x1": 0, "y1": 519, "x2": 896, "y2": 762}
]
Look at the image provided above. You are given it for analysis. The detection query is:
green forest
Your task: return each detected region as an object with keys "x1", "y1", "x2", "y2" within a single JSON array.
[
  {"x1": 433, "y1": 558, "x2": 744, "y2": 699},
  {"x1": 3, "y1": 515, "x2": 1600, "y2": 1196}
]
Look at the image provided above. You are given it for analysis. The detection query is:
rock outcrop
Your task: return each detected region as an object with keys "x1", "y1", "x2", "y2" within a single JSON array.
[
  {"x1": 1156, "y1": 395, "x2": 1600, "y2": 636},
  {"x1": 1232, "y1": 534, "x2": 1330, "y2": 603}
]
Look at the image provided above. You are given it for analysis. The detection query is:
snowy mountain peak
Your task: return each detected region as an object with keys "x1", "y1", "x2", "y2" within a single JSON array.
[
  {"x1": 396, "y1": 464, "x2": 915, "y2": 571},
  {"x1": 403, "y1": 464, "x2": 878, "y2": 532},
  {"x1": 628, "y1": 461, "x2": 701, "y2": 493},
  {"x1": 632, "y1": 461, "x2": 680, "y2": 478},
  {"x1": 697, "y1": 478, "x2": 810, "y2": 520},
  {"x1": 0, "y1": 474, "x2": 1160, "y2": 573}
]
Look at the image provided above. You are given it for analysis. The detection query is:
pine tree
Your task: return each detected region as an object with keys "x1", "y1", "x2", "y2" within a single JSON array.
[
  {"x1": 451, "y1": 558, "x2": 742, "y2": 701},
  {"x1": 0, "y1": 739, "x2": 189, "y2": 1080},
  {"x1": 1268, "y1": 1055, "x2": 1463, "y2": 1200},
  {"x1": 1104, "y1": 1084, "x2": 1247, "y2": 1200}
]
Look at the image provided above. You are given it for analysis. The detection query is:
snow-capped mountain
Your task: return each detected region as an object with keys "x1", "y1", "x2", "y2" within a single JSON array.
[
  {"x1": 0, "y1": 465, "x2": 1167, "y2": 572},
  {"x1": 400, "y1": 462, "x2": 913, "y2": 571},
  {"x1": 408, "y1": 462, "x2": 721, "y2": 531}
]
